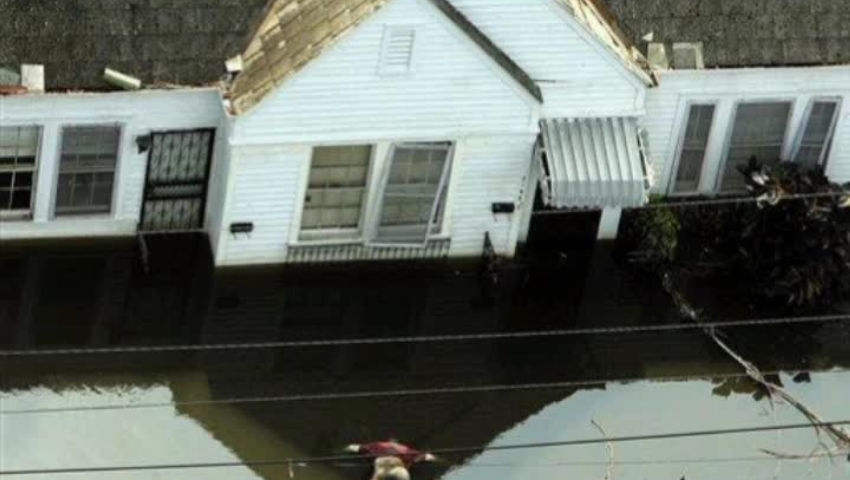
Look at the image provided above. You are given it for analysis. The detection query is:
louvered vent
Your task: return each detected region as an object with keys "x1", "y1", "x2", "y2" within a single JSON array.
[{"x1": 380, "y1": 27, "x2": 416, "y2": 75}]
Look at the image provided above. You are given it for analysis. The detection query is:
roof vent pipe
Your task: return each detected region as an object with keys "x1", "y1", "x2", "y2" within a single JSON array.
[
  {"x1": 21, "y1": 64, "x2": 45, "y2": 92},
  {"x1": 672, "y1": 43, "x2": 705, "y2": 70},
  {"x1": 104, "y1": 68, "x2": 142, "y2": 90}
]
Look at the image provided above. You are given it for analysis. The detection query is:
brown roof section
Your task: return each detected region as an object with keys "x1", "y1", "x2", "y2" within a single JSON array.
[{"x1": 229, "y1": 0, "x2": 542, "y2": 114}]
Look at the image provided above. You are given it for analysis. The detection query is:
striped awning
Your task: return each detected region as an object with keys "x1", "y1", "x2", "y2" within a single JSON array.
[{"x1": 540, "y1": 117, "x2": 650, "y2": 209}]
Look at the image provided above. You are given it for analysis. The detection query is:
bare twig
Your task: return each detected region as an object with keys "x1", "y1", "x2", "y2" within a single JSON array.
[
  {"x1": 591, "y1": 419, "x2": 615, "y2": 480},
  {"x1": 661, "y1": 273, "x2": 850, "y2": 454}
]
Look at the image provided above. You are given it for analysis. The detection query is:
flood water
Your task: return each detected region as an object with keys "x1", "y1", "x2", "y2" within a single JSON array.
[{"x1": 1, "y1": 222, "x2": 850, "y2": 479}]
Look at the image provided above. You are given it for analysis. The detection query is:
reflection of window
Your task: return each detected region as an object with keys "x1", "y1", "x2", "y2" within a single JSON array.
[
  {"x1": 56, "y1": 126, "x2": 120, "y2": 216},
  {"x1": 0, "y1": 126, "x2": 40, "y2": 218},
  {"x1": 375, "y1": 142, "x2": 453, "y2": 245},
  {"x1": 795, "y1": 100, "x2": 840, "y2": 169},
  {"x1": 300, "y1": 145, "x2": 372, "y2": 239},
  {"x1": 672, "y1": 104, "x2": 714, "y2": 194},
  {"x1": 720, "y1": 102, "x2": 791, "y2": 192}
]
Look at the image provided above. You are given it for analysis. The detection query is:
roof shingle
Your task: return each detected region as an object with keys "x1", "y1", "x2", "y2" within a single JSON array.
[
  {"x1": 0, "y1": 0, "x2": 269, "y2": 90},
  {"x1": 602, "y1": 0, "x2": 850, "y2": 68}
]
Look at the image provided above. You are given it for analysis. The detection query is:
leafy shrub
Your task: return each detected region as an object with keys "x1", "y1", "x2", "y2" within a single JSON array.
[{"x1": 621, "y1": 158, "x2": 850, "y2": 311}]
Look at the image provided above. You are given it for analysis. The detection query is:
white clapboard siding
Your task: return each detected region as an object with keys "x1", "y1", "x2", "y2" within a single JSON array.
[
  {"x1": 0, "y1": 89, "x2": 222, "y2": 240},
  {"x1": 217, "y1": 145, "x2": 309, "y2": 266},
  {"x1": 205, "y1": 116, "x2": 233, "y2": 258},
  {"x1": 449, "y1": 135, "x2": 536, "y2": 256},
  {"x1": 232, "y1": 0, "x2": 537, "y2": 145},
  {"x1": 449, "y1": 0, "x2": 645, "y2": 117},
  {"x1": 644, "y1": 66, "x2": 850, "y2": 193}
]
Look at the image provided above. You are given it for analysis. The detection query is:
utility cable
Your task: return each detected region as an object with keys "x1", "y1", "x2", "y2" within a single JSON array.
[
  {"x1": 3, "y1": 367, "x2": 847, "y2": 416},
  {"x1": 1, "y1": 313, "x2": 847, "y2": 357},
  {"x1": 2, "y1": 420, "x2": 849, "y2": 476},
  {"x1": 532, "y1": 190, "x2": 848, "y2": 215}
]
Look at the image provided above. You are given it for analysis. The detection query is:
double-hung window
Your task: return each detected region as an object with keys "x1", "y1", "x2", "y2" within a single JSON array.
[
  {"x1": 55, "y1": 126, "x2": 121, "y2": 216},
  {"x1": 719, "y1": 102, "x2": 792, "y2": 192},
  {"x1": 0, "y1": 126, "x2": 40, "y2": 219},
  {"x1": 299, "y1": 142, "x2": 454, "y2": 246},
  {"x1": 794, "y1": 99, "x2": 840, "y2": 169},
  {"x1": 672, "y1": 104, "x2": 715, "y2": 194},
  {"x1": 374, "y1": 142, "x2": 453, "y2": 245},
  {"x1": 300, "y1": 145, "x2": 372, "y2": 240}
]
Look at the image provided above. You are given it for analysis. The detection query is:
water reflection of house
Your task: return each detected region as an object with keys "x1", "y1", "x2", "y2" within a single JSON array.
[{"x1": 4, "y1": 240, "x2": 850, "y2": 479}]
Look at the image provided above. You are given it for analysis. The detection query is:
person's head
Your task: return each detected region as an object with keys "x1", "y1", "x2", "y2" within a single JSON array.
[{"x1": 372, "y1": 456, "x2": 410, "y2": 480}]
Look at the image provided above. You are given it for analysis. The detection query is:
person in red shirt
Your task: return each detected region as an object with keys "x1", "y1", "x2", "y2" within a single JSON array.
[{"x1": 345, "y1": 440, "x2": 437, "y2": 479}]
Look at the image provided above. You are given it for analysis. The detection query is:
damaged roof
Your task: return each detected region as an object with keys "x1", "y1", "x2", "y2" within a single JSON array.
[
  {"x1": 555, "y1": 0, "x2": 652, "y2": 83},
  {"x1": 602, "y1": 0, "x2": 850, "y2": 68},
  {"x1": 0, "y1": 0, "x2": 268, "y2": 90},
  {"x1": 230, "y1": 0, "x2": 542, "y2": 114}
]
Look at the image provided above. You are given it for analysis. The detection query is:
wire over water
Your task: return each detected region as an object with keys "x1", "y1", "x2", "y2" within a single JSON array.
[
  {"x1": 2, "y1": 420, "x2": 849, "y2": 476},
  {"x1": 1, "y1": 313, "x2": 847, "y2": 357}
]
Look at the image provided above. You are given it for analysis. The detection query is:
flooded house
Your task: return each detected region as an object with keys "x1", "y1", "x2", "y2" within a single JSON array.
[
  {"x1": 1, "y1": 0, "x2": 655, "y2": 267},
  {"x1": 4, "y1": 0, "x2": 849, "y2": 268},
  {"x1": 604, "y1": 0, "x2": 850, "y2": 194}
]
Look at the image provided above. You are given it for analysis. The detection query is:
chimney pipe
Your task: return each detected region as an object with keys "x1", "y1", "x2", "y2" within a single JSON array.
[
  {"x1": 21, "y1": 64, "x2": 45, "y2": 92},
  {"x1": 104, "y1": 68, "x2": 142, "y2": 90}
]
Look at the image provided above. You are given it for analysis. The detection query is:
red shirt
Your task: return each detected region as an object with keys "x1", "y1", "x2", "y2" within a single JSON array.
[{"x1": 358, "y1": 441, "x2": 429, "y2": 468}]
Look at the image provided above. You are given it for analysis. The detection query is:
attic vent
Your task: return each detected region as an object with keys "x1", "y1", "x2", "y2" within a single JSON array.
[{"x1": 380, "y1": 27, "x2": 416, "y2": 75}]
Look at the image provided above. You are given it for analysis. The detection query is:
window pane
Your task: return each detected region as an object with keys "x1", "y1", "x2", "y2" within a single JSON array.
[
  {"x1": 674, "y1": 105, "x2": 714, "y2": 193},
  {"x1": 375, "y1": 142, "x2": 452, "y2": 244},
  {"x1": 15, "y1": 171, "x2": 33, "y2": 189},
  {"x1": 56, "y1": 126, "x2": 119, "y2": 215},
  {"x1": 55, "y1": 174, "x2": 74, "y2": 209},
  {"x1": 721, "y1": 102, "x2": 790, "y2": 192},
  {"x1": 0, "y1": 126, "x2": 39, "y2": 214},
  {"x1": 796, "y1": 101, "x2": 839, "y2": 169},
  {"x1": 300, "y1": 145, "x2": 371, "y2": 235},
  {"x1": 0, "y1": 126, "x2": 39, "y2": 159},
  {"x1": 11, "y1": 189, "x2": 31, "y2": 210}
]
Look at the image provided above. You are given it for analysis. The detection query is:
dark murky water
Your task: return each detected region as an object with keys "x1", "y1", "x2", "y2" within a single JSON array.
[{"x1": 1, "y1": 222, "x2": 850, "y2": 479}]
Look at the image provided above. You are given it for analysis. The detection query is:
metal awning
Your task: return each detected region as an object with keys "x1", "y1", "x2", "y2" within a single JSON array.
[{"x1": 539, "y1": 117, "x2": 651, "y2": 209}]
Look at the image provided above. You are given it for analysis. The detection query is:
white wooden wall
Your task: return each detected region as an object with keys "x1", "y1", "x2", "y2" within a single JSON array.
[
  {"x1": 449, "y1": 0, "x2": 646, "y2": 118},
  {"x1": 232, "y1": 0, "x2": 538, "y2": 146},
  {"x1": 644, "y1": 66, "x2": 850, "y2": 194},
  {"x1": 0, "y1": 89, "x2": 223, "y2": 240},
  {"x1": 218, "y1": 0, "x2": 541, "y2": 265},
  {"x1": 216, "y1": 135, "x2": 536, "y2": 266},
  {"x1": 205, "y1": 115, "x2": 234, "y2": 258}
]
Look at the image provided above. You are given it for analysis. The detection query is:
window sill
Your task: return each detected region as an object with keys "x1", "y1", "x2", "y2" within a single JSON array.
[
  {"x1": 291, "y1": 234, "x2": 450, "y2": 249},
  {"x1": 0, "y1": 212, "x2": 34, "y2": 222},
  {"x1": 51, "y1": 213, "x2": 116, "y2": 222}
]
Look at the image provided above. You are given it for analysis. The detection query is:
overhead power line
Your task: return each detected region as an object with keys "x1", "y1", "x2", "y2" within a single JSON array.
[
  {"x1": 2, "y1": 313, "x2": 848, "y2": 357},
  {"x1": 3, "y1": 367, "x2": 847, "y2": 416},
  {"x1": 533, "y1": 190, "x2": 848, "y2": 216},
  {"x1": 3, "y1": 420, "x2": 849, "y2": 476}
]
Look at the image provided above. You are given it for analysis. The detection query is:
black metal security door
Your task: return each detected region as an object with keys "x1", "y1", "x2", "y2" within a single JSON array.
[{"x1": 139, "y1": 130, "x2": 214, "y2": 232}]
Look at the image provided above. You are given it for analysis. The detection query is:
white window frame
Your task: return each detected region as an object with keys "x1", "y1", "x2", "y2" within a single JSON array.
[
  {"x1": 792, "y1": 97, "x2": 842, "y2": 169},
  {"x1": 0, "y1": 125, "x2": 42, "y2": 221},
  {"x1": 293, "y1": 140, "x2": 455, "y2": 248},
  {"x1": 378, "y1": 25, "x2": 419, "y2": 76},
  {"x1": 668, "y1": 101, "x2": 717, "y2": 196},
  {"x1": 368, "y1": 142, "x2": 454, "y2": 248},
  {"x1": 298, "y1": 145, "x2": 377, "y2": 242},
  {"x1": 53, "y1": 124, "x2": 123, "y2": 218},
  {"x1": 714, "y1": 99, "x2": 795, "y2": 193}
]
